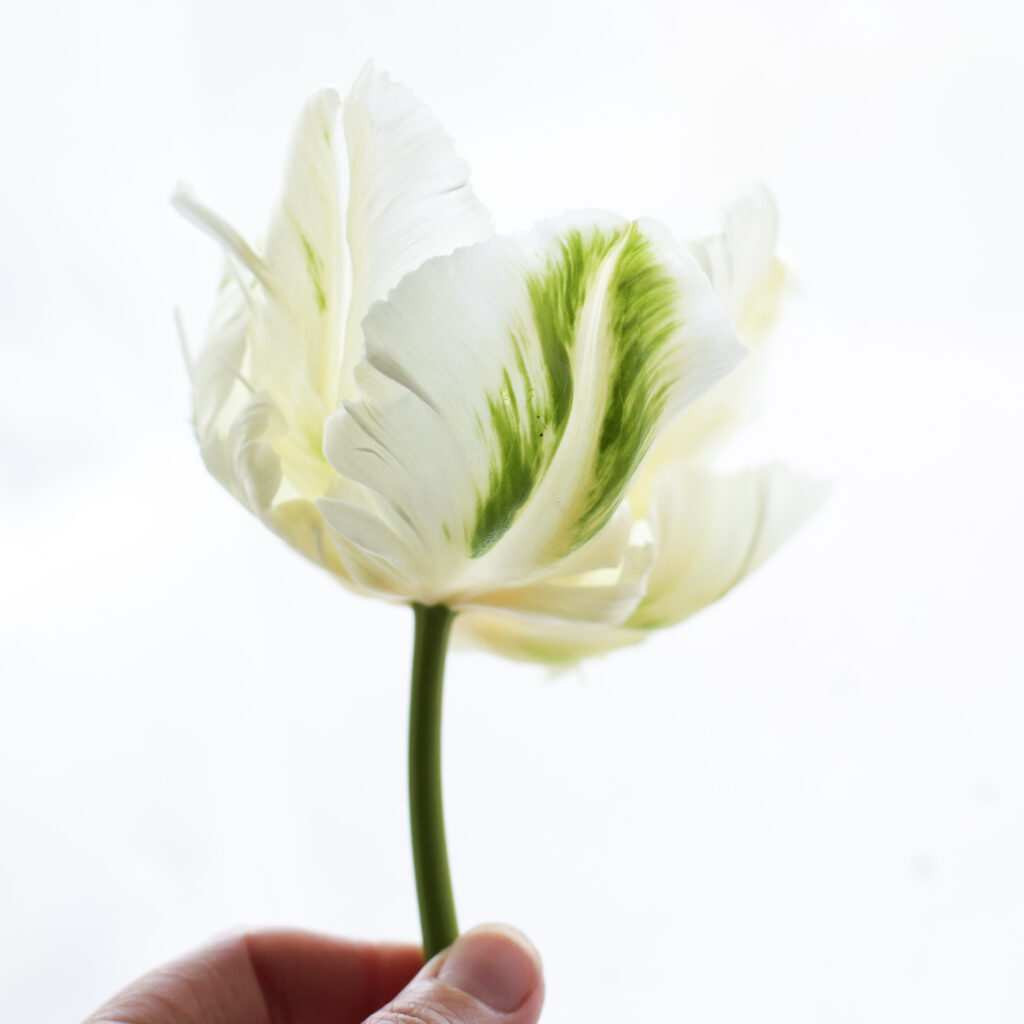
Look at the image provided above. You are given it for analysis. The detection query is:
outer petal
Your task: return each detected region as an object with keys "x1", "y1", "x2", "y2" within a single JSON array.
[
  {"x1": 200, "y1": 393, "x2": 285, "y2": 514},
  {"x1": 321, "y1": 214, "x2": 744, "y2": 606},
  {"x1": 174, "y1": 99, "x2": 347, "y2": 576},
  {"x1": 629, "y1": 462, "x2": 826, "y2": 629},
  {"x1": 252, "y1": 87, "x2": 347, "y2": 492},
  {"x1": 189, "y1": 266, "x2": 252, "y2": 442},
  {"x1": 454, "y1": 612, "x2": 647, "y2": 667},
  {"x1": 264, "y1": 499, "x2": 349, "y2": 577},
  {"x1": 686, "y1": 182, "x2": 784, "y2": 334},
  {"x1": 174, "y1": 90, "x2": 346, "y2": 506},
  {"x1": 339, "y1": 65, "x2": 494, "y2": 400},
  {"x1": 457, "y1": 462, "x2": 824, "y2": 664},
  {"x1": 183, "y1": 268, "x2": 284, "y2": 515},
  {"x1": 461, "y1": 535, "x2": 653, "y2": 626},
  {"x1": 176, "y1": 70, "x2": 494, "y2": 512}
]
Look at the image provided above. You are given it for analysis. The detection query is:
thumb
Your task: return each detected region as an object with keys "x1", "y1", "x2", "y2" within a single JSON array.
[{"x1": 367, "y1": 925, "x2": 544, "y2": 1024}]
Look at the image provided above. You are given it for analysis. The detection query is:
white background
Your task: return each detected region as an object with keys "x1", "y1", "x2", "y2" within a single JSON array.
[{"x1": 2, "y1": 0, "x2": 1023, "y2": 1021}]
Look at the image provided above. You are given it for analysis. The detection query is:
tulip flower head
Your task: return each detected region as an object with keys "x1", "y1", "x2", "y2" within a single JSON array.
[
  {"x1": 175, "y1": 63, "x2": 822, "y2": 959},
  {"x1": 175, "y1": 65, "x2": 818, "y2": 666}
]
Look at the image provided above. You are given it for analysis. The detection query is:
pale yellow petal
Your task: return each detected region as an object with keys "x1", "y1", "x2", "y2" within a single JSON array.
[
  {"x1": 453, "y1": 612, "x2": 646, "y2": 666},
  {"x1": 629, "y1": 462, "x2": 826, "y2": 629}
]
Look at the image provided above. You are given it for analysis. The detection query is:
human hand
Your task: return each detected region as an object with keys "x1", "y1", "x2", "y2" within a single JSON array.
[{"x1": 83, "y1": 925, "x2": 544, "y2": 1024}]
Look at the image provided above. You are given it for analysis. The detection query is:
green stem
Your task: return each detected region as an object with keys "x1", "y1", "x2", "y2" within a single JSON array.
[{"x1": 409, "y1": 603, "x2": 458, "y2": 958}]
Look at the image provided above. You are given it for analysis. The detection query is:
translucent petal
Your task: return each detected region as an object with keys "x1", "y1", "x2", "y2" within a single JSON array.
[
  {"x1": 629, "y1": 462, "x2": 827, "y2": 629},
  {"x1": 687, "y1": 182, "x2": 784, "y2": 333},
  {"x1": 629, "y1": 185, "x2": 788, "y2": 513},
  {"x1": 204, "y1": 394, "x2": 285, "y2": 513},
  {"x1": 190, "y1": 268, "x2": 251, "y2": 440},
  {"x1": 252, "y1": 87, "x2": 347, "y2": 454},
  {"x1": 453, "y1": 612, "x2": 647, "y2": 666},
  {"x1": 263, "y1": 499, "x2": 349, "y2": 579}
]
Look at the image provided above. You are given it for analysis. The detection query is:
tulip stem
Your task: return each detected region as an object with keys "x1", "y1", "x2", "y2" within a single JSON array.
[{"x1": 409, "y1": 603, "x2": 459, "y2": 959}]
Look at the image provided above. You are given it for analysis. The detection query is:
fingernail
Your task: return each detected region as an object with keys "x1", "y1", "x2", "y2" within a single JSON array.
[{"x1": 439, "y1": 926, "x2": 541, "y2": 1013}]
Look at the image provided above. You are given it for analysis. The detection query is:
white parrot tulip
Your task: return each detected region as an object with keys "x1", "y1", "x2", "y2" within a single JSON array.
[{"x1": 175, "y1": 65, "x2": 819, "y2": 664}]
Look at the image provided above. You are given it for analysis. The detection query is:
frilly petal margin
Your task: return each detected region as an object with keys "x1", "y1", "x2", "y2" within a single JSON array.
[{"x1": 339, "y1": 63, "x2": 494, "y2": 401}]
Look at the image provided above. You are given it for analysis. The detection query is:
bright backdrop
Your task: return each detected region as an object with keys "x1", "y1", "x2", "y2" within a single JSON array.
[{"x1": 2, "y1": 0, "x2": 1022, "y2": 1021}]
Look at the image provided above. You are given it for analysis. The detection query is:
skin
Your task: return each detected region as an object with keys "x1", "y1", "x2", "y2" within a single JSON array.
[{"x1": 83, "y1": 925, "x2": 545, "y2": 1024}]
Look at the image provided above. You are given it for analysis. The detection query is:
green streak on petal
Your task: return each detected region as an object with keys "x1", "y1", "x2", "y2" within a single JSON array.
[
  {"x1": 301, "y1": 233, "x2": 327, "y2": 313},
  {"x1": 527, "y1": 226, "x2": 621, "y2": 429},
  {"x1": 469, "y1": 227, "x2": 621, "y2": 559},
  {"x1": 577, "y1": 225, "x2": 681, "y2": 540},
  {"x1": 470, "y1": 362, "x2": 543, "y2": 557}
]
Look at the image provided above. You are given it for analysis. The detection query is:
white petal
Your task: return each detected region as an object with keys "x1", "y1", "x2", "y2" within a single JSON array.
[
  {"x1": 191, "y1": 267, "x2": 251, "y2": 439},
  {"x1": 207, "y1": 394, "x2": 285, "y2": 513},
  {"x1": 629, "y1": 186, "x2": 788, "y2": 510},
  {"x1": 550, "y1": 501, "x2": 634, "y2": 577},
  {"x1": 320, "y1": 522, "x2": 417, "y2": 604},
  {"x1": 339, "y1": 65, "x2": 494, "y2": 399},
  {"x1": 252, "y1": 88, "x2": 347, "y2": 445},
  {"x1": 686, "y1": 182, "x2": 784, "y2": 334},
  {"x1": 461, "y1": 537, "x2": 652, "y2": 626},
  {"x1": 457, "y1": 463, "x2": 823, "y2": 664},
  {"x1": 630, "y1": 462, "x2": 826, "y2": 629},
  {"x1": 454, "y1": 612, "x2": 646, "y2": 666},
  {"x1": 315, "y1": 474, "x2": 419, "y2": 598},
  {"x1": 175, "y1": 90, "x2": 347, "y2": 507},
  {"x1": 317, "y1": 497, "x2": 414, "y2": 573},
  {"x1": 323, "y1": 214, "x2": 744, "y2": 604},
  {"x1": 263, "y1": 499, "x2": 348, "y2": 578},
  {"x1": 171, "y1": 185, "x2": 271, "y2": 288}
]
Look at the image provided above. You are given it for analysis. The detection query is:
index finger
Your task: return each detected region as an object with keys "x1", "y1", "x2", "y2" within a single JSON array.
[
  {"x1": 83, "y1": 929, "x2": 424, "y2": 1024},
  {"x1": 246, "y1": 930, "x2": 423, "y2": 1023}
]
